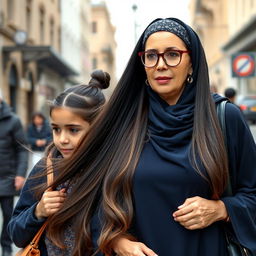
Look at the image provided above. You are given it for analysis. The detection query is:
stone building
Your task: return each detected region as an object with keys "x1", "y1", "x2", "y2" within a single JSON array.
[
  {"x1": 60, "y1": 0, "x2": 91, "y2": 86},
  {"x1": 90, "y1": 0, "x2": 117, "y2": 99},
  {"x1": 0, "y1": 0, "x2": 77, "y2": 126},
  {"x1": 189, "y1": 0, "x2": 256, "y2": 96}
]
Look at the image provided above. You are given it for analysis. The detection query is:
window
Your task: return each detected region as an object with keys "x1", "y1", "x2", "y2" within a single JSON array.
[
  {"x1": 58, "y1": 27, "x2": 61, "y2": 52},
  {"x1": 92, "y1": 57, "x2": 97, "y2": 69},
  {"x1": 7, "y1": 0, "x2": 14, "y2": 20},
  {"x1": 39, "y1": 8, "x2": 45, "y2": 44},
  {"x1": 9, "y1": 65, "x2": 18, "y2": 113},
  {"x1": 50, "y1": 18, "x2": 54, "y2": 46},
  {"x1": 26, "y1": 0, "x2": 32, "y2": 36},
  {"x1": 92, "y1": 21, "x2": 97, "y2": 33}
]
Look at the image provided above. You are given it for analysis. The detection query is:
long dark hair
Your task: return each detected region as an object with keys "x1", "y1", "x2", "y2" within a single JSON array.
[{"x1": 46, "y1": 18, "x2": 228, "y2": 255}]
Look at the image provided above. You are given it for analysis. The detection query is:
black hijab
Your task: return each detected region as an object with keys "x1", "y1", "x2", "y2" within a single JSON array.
[{"x1": 144, "y1": 18, "x2": 223, "y2": 160}]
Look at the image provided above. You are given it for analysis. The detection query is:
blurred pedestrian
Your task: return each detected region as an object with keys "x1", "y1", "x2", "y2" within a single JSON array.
[
  {"x1": 224, "y1": 87, "x2": 237, "y2": 103},
  {"x1": 8, "y1": 70, "x2": 110, "y2": 256},
  {"x1": 27, "y1": 112, "x2": 52, "y2": 166},
  {"x1": 0, "y1": 95, "x2": 28, "y2": 256}
]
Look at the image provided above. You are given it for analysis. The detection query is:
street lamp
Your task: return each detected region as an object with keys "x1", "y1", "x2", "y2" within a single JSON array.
[{"x1": 132, "y1": 3, "x2": 138, "y2": 44}]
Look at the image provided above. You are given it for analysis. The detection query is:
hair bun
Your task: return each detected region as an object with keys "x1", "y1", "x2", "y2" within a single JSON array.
[{"x1": 89, "y1": 69, "x2": 110, "y2": 89}]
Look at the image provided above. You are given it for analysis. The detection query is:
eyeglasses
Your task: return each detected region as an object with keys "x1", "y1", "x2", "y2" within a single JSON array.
[{"x1": 138, "y1": 49, "x2": 190, "y2": 68}]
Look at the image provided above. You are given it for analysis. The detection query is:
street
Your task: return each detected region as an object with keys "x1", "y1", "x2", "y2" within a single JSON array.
[{"x1": 0, "y1": 125, "x2": 256, "y2": 255}]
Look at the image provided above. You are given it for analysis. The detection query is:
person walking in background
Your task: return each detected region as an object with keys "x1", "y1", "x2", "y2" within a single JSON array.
[
  {"x1": 224, "y1": 87, "x2": 237, "y2": 103},
  {"x1": 27, "y1": 112, "x2": 52, "y2": 166},
  {"x1": 8, "y1": 70, "x2": 110, "y2": 256},
  {"x1": 0, "y1": 94, "x2": 28, "y2": 256}
]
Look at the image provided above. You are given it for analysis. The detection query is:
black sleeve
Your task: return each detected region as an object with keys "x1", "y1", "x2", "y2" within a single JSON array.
[
  {"x1": 12, "y1": 116, "x2": 28, "y2": 177},
  {"x1": 221, "y1": 103, "x2": 256, "y2": 253},
  {"x1": 8, "y1": 161, "x2": 47, "y2": 248}
]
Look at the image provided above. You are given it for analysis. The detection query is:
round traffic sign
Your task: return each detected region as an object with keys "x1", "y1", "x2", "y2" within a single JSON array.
[{"x1": 233, "y1": 54, "x2": 255, "y2": 77}]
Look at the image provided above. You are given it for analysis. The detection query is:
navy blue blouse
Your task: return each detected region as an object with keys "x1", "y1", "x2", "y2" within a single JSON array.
[{"x1": 131, "y1": 102, "x2": 256, "y2": 256}]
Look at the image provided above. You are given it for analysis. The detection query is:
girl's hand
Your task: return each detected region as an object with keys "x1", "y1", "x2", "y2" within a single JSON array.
[
  {"x1": 172, "y1": 196, "x2": 228, "y2": 230},
  {"x1": 112, "y1": 236, "x2": 158, "y2": 256},
  {"x1": 35, "y1": 188, "x2": 67, "y2": 219}
]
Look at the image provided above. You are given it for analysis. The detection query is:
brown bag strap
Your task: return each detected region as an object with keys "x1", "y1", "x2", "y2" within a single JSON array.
[{"x1": 30, "y1": 155, "x2": 54, "y2": 246}]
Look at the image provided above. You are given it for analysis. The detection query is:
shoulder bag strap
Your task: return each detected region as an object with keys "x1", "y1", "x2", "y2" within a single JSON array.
[{"x1": 216, "y1": 100, "x2": 232, "y2": 196}]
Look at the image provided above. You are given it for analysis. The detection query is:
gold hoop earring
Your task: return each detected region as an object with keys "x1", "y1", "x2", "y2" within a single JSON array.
[{"x1": 187, "y1": 75, "x2": 193, "y2": 84}]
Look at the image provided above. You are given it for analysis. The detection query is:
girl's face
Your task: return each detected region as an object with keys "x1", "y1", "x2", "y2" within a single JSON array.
[
  {"x1": 50, "y1": 108, "x2": 90, "y2": 158},
  {"x1": 144, "y1": 31, "x2": 192, "y2": 105}
]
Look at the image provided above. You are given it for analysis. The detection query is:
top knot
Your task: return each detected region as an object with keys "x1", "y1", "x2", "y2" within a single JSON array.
[{"x1": 89, "y1": 69, "x2": 110, "y2": 89}]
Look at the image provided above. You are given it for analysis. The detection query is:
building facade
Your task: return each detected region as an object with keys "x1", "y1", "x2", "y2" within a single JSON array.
[
  {"x1": 0, "y1": 0, "x2": 77, "y2": 126},
  {"x1": 80, "y1": 0, "x2": 92, "y2": 83},
  {"x1": 90, "y1": 1, "x2": 117, "y2": 98},
  {"x1": 190, "y1": 0, "x2": 256, "y2": 96}
]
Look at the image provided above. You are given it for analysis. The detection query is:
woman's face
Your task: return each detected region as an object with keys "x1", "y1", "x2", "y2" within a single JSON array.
[
  {"x1": 50, "y1": 108, "x2": 90, "y2": 158},
  {"x1": 144, "y1": 31, "x2": 192, "y2": 105},
  {"x1": 33, "y1": 115, "x2": 44, "y2": 126}
]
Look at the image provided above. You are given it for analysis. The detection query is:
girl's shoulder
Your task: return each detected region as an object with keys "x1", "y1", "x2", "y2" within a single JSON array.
[{"x1": 26, "y1": 158, "x2": 48, "y2": 186}]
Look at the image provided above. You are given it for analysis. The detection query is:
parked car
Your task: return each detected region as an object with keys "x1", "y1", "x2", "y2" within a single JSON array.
[{"x1": 236, "y1": 95, "x2": 256, "y2": 124}]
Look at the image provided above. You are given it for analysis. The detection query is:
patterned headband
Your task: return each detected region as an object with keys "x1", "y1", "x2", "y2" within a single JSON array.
[{"x1": 142, "y1": 19, "x2": 191, "y2": 48}]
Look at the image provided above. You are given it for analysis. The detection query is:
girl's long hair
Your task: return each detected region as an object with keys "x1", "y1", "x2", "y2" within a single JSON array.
[{"x1": 44, "y1": 18, "x2": 228, "y2": 255}]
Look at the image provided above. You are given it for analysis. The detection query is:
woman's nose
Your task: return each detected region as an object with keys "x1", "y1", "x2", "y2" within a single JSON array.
[{"x1": 157, "y1": 55, "x2": 168, "y2": 70}]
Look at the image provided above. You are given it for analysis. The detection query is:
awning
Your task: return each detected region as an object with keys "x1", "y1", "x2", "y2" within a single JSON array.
[
  {"x1": 222, "y1": 15, "x2": 256, "y2": 53},
  {"x1": 2, "y1": 45, "x2": 79, "y2": 77}
]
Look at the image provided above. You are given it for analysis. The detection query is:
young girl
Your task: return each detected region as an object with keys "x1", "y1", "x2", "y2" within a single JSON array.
[{"x1": 8, "y1": 70, "x2": 110, "y2": 256}]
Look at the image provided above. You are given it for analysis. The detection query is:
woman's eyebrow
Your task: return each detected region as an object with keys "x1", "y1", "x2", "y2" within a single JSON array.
[{"x1": 145, "y1": 46, "x2": 180, "y2": 52}]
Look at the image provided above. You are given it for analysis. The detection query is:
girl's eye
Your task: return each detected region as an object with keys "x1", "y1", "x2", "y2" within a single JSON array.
[
  {"x1": 52, "y1": 127, "x2": 61, "y2": 133},
  {"x1": 70, "y1": 128, "x2": 80, "y2": 133}
]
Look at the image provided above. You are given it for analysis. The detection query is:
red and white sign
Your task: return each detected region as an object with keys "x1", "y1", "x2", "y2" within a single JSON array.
[{"x1": 232, "y1": 53, "x2": 255, "y2": 77}]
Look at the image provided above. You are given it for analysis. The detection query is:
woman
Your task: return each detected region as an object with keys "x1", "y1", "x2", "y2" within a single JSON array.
[
  {"x1": 32, "y1": 18, "x2": 256, "y2": 256},
  {"x1": 8, "y1": 70, "x2": 110, "y2": 256},
  {"x1": 27, "y1": 112, "x2": 52, "y2": 166}
]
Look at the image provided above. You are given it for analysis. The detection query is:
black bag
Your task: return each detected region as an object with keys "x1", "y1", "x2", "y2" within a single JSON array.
[{"x1": 217, "y1": 100, "x2": 254, "y2": 256}]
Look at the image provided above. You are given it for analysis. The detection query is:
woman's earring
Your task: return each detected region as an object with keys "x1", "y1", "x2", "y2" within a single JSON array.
[
  {"x1": 187, "y1": 74, "x2": 193, "y2": 84},
  {"x1": 145, "y1": 79, "x2": 150, "y2": 86}
]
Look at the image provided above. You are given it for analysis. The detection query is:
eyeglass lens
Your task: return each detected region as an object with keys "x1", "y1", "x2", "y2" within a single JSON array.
[{"x1": 142, "y1": 50, "x2": 181, "y2": 67}]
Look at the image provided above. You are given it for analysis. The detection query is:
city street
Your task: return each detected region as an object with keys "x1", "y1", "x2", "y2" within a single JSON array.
[{"x1": 0, "y1": 125, "x2": 256, "y2": 255}]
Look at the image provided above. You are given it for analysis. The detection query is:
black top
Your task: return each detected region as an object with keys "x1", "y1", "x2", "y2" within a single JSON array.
[
  {"x1": 131, "y1": 102, "x2": 256, "y2": 256},
  {"x1": 0, "y1": 101, "x2": 28, "y2": 196}
]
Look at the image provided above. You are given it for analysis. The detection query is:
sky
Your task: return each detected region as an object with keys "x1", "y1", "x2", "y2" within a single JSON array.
[{"x1": 105, "y1": 0, "x2": 191, "y2": 78}]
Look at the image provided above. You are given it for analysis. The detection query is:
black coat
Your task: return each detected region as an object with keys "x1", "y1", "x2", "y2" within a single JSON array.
[{"x1": 0, "y1": 101, "x2": 28, "y2": 196}]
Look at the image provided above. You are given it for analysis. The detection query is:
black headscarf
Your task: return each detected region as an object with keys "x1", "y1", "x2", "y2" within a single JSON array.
[{"x1": 144, "y1": 18, "x2": 222, "y2": 160}]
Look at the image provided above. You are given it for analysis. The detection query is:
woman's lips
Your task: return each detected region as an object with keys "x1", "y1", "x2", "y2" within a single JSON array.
[{"x1": 155, "y1": 76, "x2": 172, "y2": 85}]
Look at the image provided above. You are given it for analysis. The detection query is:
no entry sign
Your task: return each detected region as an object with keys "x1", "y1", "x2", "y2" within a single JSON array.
[{"x1": 232, "y1": 53, "x2": 255, "y2": 77}]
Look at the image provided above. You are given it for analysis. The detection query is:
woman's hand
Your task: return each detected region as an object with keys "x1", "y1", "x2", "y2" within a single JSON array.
[
  {"x1": 112, "y1": 236, "x2": 158, "y2": 256},
  {"x1": 172, "y1": 196, "x2": 228, "y2": 230},
  {"x1": 35, "y1": 188, "x2": 67, "y2": 219}
]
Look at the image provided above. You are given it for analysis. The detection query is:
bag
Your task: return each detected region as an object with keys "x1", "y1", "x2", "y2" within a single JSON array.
[
  {"x1": 225, "y1": 229, "x2": 252, "y2": 256},
  {"x1": 15, "y1": 157, "x2": 54, "y2": 256},
  {"x1": 15, "y1": 221, "x2": 48, "y2": 256},
  {"x1": 217, "y1": 100, "x2": 253, "y2": 256}
]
